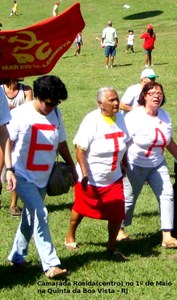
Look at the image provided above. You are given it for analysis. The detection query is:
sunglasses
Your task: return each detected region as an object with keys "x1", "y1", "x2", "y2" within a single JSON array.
[{"x1": 44, "y1": 100, "x2": 61, "y2": 107}]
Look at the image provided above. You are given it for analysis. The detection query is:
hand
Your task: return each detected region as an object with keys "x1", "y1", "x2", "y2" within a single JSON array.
[
  {"x1": 6, "y1": 172, "x2": 16, "y2": 191},
  {"x1": 81, "y1": 176, "x2": 89, "y2": 190},
  {"x1": 70, "y1": 165, "x2": 78, "y2": 186}
]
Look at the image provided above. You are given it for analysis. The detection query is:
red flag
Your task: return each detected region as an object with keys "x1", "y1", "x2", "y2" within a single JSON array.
[{"x1": 0, "y1": 2, "x2": 85, "y2": 79}]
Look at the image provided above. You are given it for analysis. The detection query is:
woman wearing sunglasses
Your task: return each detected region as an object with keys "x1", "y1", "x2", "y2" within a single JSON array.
[
  {"x1": 117, "y1": 81, "x2": 177, "y2": 248},
  {"x1": 7, "y1": 75, "x2": 77, "y2": 279}
]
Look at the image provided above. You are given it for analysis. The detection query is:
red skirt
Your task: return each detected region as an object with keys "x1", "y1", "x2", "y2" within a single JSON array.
[{"x1": 73, "y1": 178, "x2": 125, "y2": 223}]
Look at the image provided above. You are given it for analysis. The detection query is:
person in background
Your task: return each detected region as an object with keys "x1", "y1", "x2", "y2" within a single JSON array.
[
  {"x1": 0, "y1": 78, "x2": 33, "y2": 216},
  {"x1": 125, "y1": 30, "x2": 134, "y2": 54},
  {"x1": 120, "y1": 68, "x2": 158, "y2": 115},
  {"x1": 102, "y1": 21, "x2": 118, "y2": 69},
  {"x1": 10, "y1": 1, "x2": 18, "y2": 16},
  {"x1": 65, "y1": 87, "x2": 129, "y2": 259},
  {"x1": 140, "y1": 24, "x2": 156, "y2": 67},
  {"x1": 52, "y1": 1, "x2": 60, "y2": 17},
  {"x1": 7, "y1": 75, "x2": 77, "y2": 279},
  {"x1": 0, "y1": 86, "x2": 16, "y2": 207},
  {"x1": 117, "y1": 81, "x2": 177, "y2": 249},
  {"x1": 74, "y1": 32, "x2": 83, "y2": 56}
]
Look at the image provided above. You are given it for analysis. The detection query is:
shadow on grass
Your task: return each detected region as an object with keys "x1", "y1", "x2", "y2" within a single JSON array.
[
  {"x1": 60, "y1": 231, "x2": 162, "y2": 273},
  {"x1": 62, "y1": 249, "x2": 130, "y2": 274},
  {"x1": 0, "y1": 231, "x2": 162, "y2": 287},
  {"x1": 0, "y1": 264, "x2": 41, "y2": 290},
  {"x1": 114, "y1": 63, "x2": 132, "y2": 67},
  {"x1": 47, "y1": 202, "x2": 72, "y2": 213},
  {"x1": 134, "y1": 210, "x2": 159, "y2": 218},
  {"x1": 81, "y1": 230, "x2": 161, "y2": 259},
  {"x1": 118, "y1": 231, "x2": 162, "y2": 257},
  {"x1": 62, "y1": 54, "x2": 87, "y2": 59},
  {"x1": 153, "y1": 62, "x2": 168, "y2": 66},
  {"x1": 123, "y1": 10, "x2": 163, "y2": 20}
]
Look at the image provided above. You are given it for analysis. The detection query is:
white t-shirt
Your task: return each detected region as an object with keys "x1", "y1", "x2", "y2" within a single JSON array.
[
  {"x1": 7, "y1": 101, "x2": 66, "y2": 187},
  {"x1": 1, "y1": 83, "x2": 25, "y2": 107},
  {"x1": 73, "y1": 109, "x2": 130, "y2": 186},
  {"x1": 127, "y1": 34, "x2": 134, "y2": 45},
  {"x1": 0, "y1": 86, "x2": 11, "y2": 125},
  {"x1": 125, "y1": 106, "x2": 172, "y2": 167},
  {"x1": 102, "y1": 26, "x2": 117, "y2": 46},
  {"x1": 120, "y1": 83, "x2": 142, "y2": 115}
]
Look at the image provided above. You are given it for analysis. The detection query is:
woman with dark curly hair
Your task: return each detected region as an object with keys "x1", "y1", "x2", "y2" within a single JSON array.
[
  {"x1": 117, "y1": 81, "x2": 177, "y2": 249},
  {"x1": 7, "y1": 75, "x2": 77, "y2": 278}
]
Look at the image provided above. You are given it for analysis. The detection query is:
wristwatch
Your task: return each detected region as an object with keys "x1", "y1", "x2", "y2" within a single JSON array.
[{"x1": 6, "y1": 167, "x2": 15, "y2": 173}]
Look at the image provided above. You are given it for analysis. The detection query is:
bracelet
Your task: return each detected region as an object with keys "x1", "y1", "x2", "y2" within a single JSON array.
[{"x1": 6, "y1": 167, "x2": 15, "y2": 173}]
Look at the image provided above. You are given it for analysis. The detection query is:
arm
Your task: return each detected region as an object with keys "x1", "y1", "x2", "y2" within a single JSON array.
[
  {"x1": 115, "y1": 37, "x2": 118, "y2": 47},
  {"x1": 75, "y1": 146, "x2": 89, "y2": 189},
  {"x1": 119, "y1": 101, "x2": 133, "y2": 112},
  {"x1": 75, "y1": 146, "x2": 88, "y2": 178},
  {"x1": 140, "y1": 32, "x2": 147, "y2": 39},
  {"x1": 166, "y1": 137, "x2": 177, "y2": 159},
  {"x1": 24, "y1": 85, "x2": 33, "y2": 102},
  {"x1": 0, "y1": 125, "x2": 16, "y2": 191}
]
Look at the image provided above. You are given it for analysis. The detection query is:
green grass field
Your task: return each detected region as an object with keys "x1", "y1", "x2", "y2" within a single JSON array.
[{"x1": 0, "y1": 0, "x2": 177, "y2": 299}]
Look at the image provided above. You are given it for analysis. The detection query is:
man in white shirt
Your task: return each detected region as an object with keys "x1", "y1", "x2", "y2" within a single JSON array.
[
  {"x1": 102, "y1": 21, "x2": 118, "y2": 68},
  {"x1": 120, "y1": 68, "x2": 158, "y2": 115}
]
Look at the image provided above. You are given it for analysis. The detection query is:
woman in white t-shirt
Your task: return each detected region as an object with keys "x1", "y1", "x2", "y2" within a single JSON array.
[
  {"x1": 7, "y1": 75, "x2": 77, "y2": 279},
  {"x1": 65, "y1": 87, "x2": 129, "y2": 259},
  {"x1": 117, "y1": 82, "x2": 177, "y2": 248}
]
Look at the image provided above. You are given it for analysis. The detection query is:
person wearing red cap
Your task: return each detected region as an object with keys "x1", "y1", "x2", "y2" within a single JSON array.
[{"x1": 140, "y1": 24, "x2": 156, "y2": 67}]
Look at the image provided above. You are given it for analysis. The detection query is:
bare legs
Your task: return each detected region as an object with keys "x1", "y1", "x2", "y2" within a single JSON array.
[
  {"x1": 107, "y1": 221, "x2": 121, "y2": 252},
  {"x1": 110, "y1": 56, "x2": 115, "y2": 68},
  {"x1": 105, "y1": 56, "x2": 109, "y2": 68},
  {"x1": 65, "y1": 209, "x2": 121, "y2": 253},
  {"x1": 145, "y1": 51, "x2": 152, "y2": 66},
  {"x1": 75, "y1": 45, "x2": 81, "y2": 56},
  {"x1": 9, "y1": 191, "x2": 21, "y2": 216},
  {"x1": 105, "y1": 56, "x2": 115, "y2": 68},
  {"x1": 65, "y1": 210, "x2": 83, "y2": 245}
]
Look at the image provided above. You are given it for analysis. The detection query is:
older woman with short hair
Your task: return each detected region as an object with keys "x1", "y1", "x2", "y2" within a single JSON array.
[{"x1": 65, "y1": 87, "x2": 129, "y2": 258}]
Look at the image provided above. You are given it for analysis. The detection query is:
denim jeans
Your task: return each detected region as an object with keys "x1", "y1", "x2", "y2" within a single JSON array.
[
  {"x1": 122, "y1": 160, "x2": 174, "y2": 230},
  {"x1": 8, "y1": 175, "x2": 61, "y2": 272}
]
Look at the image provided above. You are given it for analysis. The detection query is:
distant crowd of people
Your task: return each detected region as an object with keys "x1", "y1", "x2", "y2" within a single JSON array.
[{"x1": 101, "y1": 21, "x2": 156, "y2": 68}]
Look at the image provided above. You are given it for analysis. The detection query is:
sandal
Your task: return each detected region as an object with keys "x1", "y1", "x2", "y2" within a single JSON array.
[
  {"x1": 9, "y1": 206, "x2": 21, "y2": 217},
  {"x1": 162, "y1": 238, "x2": 177, "y2": 248},
  {"x1": 45, "y1": 267, "x2": 68, "y2": 279},
  {"x1": 64, "y1": 239, "x2": 79, "y2": 250}
]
